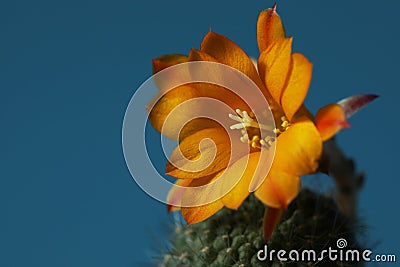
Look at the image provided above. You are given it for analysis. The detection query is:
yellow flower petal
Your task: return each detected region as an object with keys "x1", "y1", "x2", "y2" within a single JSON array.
[
  {"x1": 221, "y1": 152, "x2": 264, "y2": 209},
  {"x1": 258, "y1": 37, "x2": 293, "y2": 104},
  {"x1": 281, "y1": 119, "x2": 322, "y2": 174},
  {"x1": 149, "y1": 53, "x2": 256, "y2": 141},
  {"x1": 181, "y1": 199, "x2": 224, "y2": 225},
  {"x1": 166, "y1": 128, "x2": 236, "y2": 179},
  {"x1": 151, "y1": 54, "x2": 191, "y2": 92},
  {"x1": 188, "y1": 48, "x2": 255, "y2": 112},
  {"x1": 147, "y1": 85, "x2": 220, "y2": 140},
  {"x1": 315, "y1": 103, "x2": 350, "y2": 141},
  {"x1": 147, "y1": 86, "x2": 244, "y2": 141},
  {"x1": 257, "y1": 5, "x2": 286, "y2": 53},
  {"x1": 152, "y1": 54, "x2": 188, "y2": 74},
  {"x1": 195, "y1": 84, "x2": 251, "y2": 115},
  {"x1": 188, "y1": 48, "x2": 218, "y2": 62},
  {"x1": 178, "y1": 175, "x2": 224, "y2": 224},
  {"x1": 281, "y1": 53, "x2": 313, "y2": 120},
  {"x1": 200, "y1": 31, "x2": 266, "y2": 92},
  {"x1": 255, "y1": 172, "x2": 299, "y2": 209},
  {"x1": 274, "y1": 118, "x2": 322, "y2": 176},
  {"x1": 180, "y1": 174, "x2": 222, "y2": 206},
  {"x1": 256, "y1": 119, "x2": 321, "y2": 209}
]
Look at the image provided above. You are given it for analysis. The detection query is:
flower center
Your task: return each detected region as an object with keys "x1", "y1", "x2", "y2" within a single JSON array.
[{"x1": 228, "y1": 109, "x2": 290, "y2": 149}]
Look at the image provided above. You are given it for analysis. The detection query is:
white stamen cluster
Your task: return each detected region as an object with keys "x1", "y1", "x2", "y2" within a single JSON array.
[
  {"x1": 229, "y1": 109, "x2": 258, "y2": 130},
  {"x1": 228, "y1": 109, "x2": 275, "y2": 149}
]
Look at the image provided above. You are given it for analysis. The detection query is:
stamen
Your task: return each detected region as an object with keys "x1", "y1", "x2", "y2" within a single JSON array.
[
  {"x1": 265, "y1": 136, "x2": 275, "y2": 146},
  {"x1": 250, "y1": 135, "x2": 260, "y2": 148},
  {"x1": 240, "y1": 133, "x2": 249, "y2": 143},
  {"x1": 228, "y1": 109, "x2": 276, "y2": 149},
  {"x1": 280, "y1": 116, "x2": 290, "y2": 130},
  {"x1": 228, "y1": 113, "x2": 242, "y2": 123},
  {"x1": 273, "y1": 128, "x2": 281, "y2": 134},
  {"x1": 228, "y1": 109, "x2": 273, "y2": 131},
  {"x1": 230, "y1": 123, "x2": 246, "y2": 130},
  {"x1": 260, "y1": 136, "x2": 275, "y2": 148}
]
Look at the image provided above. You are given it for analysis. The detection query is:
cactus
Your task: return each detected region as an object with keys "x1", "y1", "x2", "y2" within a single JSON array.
[
  {"x1": 144, "y1": 5, "x2": 378, "y2": 265},
  {"x1": 158, "y1": 188, "x2": 364, "y2": 267}
]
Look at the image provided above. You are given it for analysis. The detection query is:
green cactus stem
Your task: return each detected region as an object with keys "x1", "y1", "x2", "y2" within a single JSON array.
[{"x1": 158, "y1": 188, "x2": 364, "y2": 267}]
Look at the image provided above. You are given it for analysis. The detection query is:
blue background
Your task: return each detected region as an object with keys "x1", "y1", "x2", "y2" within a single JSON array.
[{"x1": 1, "y1": 0, "x2": 398, "y2": 266}]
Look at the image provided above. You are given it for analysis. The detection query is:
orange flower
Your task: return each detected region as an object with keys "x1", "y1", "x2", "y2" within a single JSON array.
[{"x1": 148, "y1": 5, "x2": 351, "y2": 237}]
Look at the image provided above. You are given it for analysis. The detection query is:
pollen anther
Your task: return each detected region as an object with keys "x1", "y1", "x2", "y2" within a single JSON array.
[{"x1": 280, "y1": 116, "x2": 290, "y2": 130}]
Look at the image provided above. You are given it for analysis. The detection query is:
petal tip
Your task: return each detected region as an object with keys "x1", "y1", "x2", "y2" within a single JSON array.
[
  {"x1": 167, "y1": 205, "x2": 173, "y2": 213},
  {"x1": 272, "y1": 3, "x2": 277, "y2": 12},
  {"x1": 151, "y1": 58, "x2": 160, "y2": 72},
  {"x1": 338, "y1": 93, "x2": 379, "y2": 118},
  {"x1": 370, "y1": 94, "x2": 379, "y2": 99},
  {"x1": 360, "y1": 94, "x2": 379, "y2": 104},
  {"x1": 341, "y1": 121, "x2": 351, "y2": 128},
  {"x1": 263, "y1": 207, "x2": 282, "y2": 242}
]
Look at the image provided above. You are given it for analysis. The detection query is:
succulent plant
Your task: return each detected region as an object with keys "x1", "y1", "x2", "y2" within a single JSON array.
[{"x1": 158, "y1": 188, "x2": 364, "y2": 267}]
